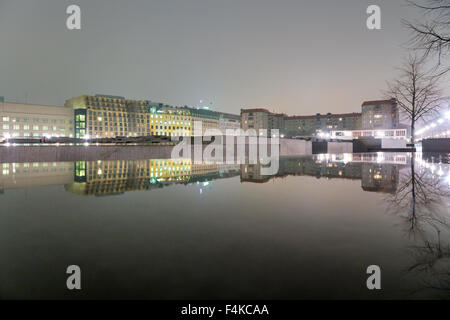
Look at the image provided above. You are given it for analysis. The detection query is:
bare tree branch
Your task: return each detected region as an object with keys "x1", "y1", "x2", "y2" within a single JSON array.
[
  {"x1": 385, "y1": 55, "x2": 445, "y2": 143},
  {"x1": 404, "y1": 0, "x2": 450, "y2": 73}
]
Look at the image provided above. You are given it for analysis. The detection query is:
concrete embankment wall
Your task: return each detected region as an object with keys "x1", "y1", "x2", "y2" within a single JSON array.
[
  {"x1": 0, "y1": 138, "x2": 314, "y2": 163},
  {"x1": 312, "y1": 141, "x2": 353, "y2": 154},
  {"x1": 279, "y1": 139, "x2": 312, "y2": 156},
  {"x1": 422, "y1": 138, "x2": 450, "y2": 153},
  {"x1": 0, "y1": 145, "x2": 176, "y2": 163},
  {"x1": 327, "y1": 142, "x2": 353, "y2": 154}
]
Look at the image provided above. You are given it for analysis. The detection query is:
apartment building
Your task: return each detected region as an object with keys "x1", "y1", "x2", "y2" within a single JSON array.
[
  {"x1": 241, "y1": 108, "x2": 361, "y2": 137},
  {"x1": 284, "y1": 112, "x2": 362, "y2": 137},
  {"x1": 361, "y1": 99, "x2": 399, "y2": 130}
]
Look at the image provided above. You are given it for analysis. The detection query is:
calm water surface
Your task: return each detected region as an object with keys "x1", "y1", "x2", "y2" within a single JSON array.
[{"x1": 0, "y1": 152, "x2": 449, "y2": 299}]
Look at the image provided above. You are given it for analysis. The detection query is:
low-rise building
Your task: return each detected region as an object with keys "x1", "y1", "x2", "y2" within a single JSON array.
[{"x1": 0, "y1": 101, "x2": 74, "y2": 139}]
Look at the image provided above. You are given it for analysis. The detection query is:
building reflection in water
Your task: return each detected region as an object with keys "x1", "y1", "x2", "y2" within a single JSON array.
[
  {"x1": 64, "y1": 159, "x2": 241, "y2": 196},
  {"x1": 386, "y1": 154, "x2": 450, "y2": 296},
  {"x1": 0, "y1": 152, "x2": 449, "y2": 296},
  {"x1": 0, "y1": 161, "x2": 74, "y2": 193},
  {"x1": 240, "y1": 153, "x2": 412, "y2": 194},
  {"x1": 0, "y1": 153, "x2": 447, "y2": 198}
]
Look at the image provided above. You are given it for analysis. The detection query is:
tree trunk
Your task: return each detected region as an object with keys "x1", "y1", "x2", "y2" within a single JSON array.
[{"x1": 411, "y1": 119, "x2": 415, "y2": 145}]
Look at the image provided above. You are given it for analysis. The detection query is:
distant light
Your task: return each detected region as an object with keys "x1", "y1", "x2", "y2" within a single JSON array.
[
  {"x1": 438, "y1": 118, "x2": 444, "y2": 124},
  {"x1": 83, "y1": 134, "x2": 90, "y2": 140},
  {"x1": 280, "y1": 134, "x2": 285, "y2": 138}
]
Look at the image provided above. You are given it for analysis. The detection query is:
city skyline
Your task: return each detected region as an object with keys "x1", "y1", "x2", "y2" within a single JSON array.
[{"x1": 3, "y1": 0, "x2": 448, "y2": 116}]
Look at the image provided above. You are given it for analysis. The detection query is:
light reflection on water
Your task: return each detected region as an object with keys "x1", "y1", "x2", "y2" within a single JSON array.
[{"x1": 0, "y1": 152, "x2": 449, "y2": 299}]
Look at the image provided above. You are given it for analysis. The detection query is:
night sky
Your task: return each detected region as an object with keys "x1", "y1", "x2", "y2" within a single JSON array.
[{"x1": 0, "y1": 0, "x2": 443, "y2": 115}]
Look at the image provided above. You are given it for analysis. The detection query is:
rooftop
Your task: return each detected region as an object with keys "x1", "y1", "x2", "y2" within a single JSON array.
[{"x1": 362, "y1": 99, "x2": 396, "y2": 106}]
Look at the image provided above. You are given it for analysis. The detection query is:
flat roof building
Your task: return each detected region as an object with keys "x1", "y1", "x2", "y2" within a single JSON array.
[
  {"x1": 65, "y1": 95, "x2": 191, "y2": 139},
  {"x1": 241, "y1": 108, "x2": 361, "y2": 137},
  {"x1": 361, "y1": 99, "x2": 399, "y2": 130},
  {"x1": 0, "y1": 100, "x2": 74, "y2": 139}
]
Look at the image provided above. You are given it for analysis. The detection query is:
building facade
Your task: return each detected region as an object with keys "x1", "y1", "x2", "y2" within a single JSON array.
[
  {"x1": 241, "y1": 108, "x2": 361, "y2": 137},
  {"x1": 65, "y1": 95, "x2": 191, "y2": 139},
  {"x1": 190, "y1": 108, "x2": 220, "y2": 136},
  {"x1": 0, "y1": 101, "x2": 74, "y2": 139},
  {"x1": 284, "y1": 112, "x2": 361, "y2": 137},
  {"x1": 218, "y1": 112, "x2": 241, "y2": 134},
  {"x1": 240, "y1": 108, "x2": 280, "y2": 136},
  {"x1": 361, "y1": 99, "x2": 399, "y2": 130}
]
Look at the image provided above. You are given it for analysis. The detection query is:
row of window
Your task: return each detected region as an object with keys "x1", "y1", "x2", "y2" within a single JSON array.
[
  {"x1": 1, "y1": 132, "x2": 69, "y2": 138},
  {"x1": 1, "y1": 124, "x2": 69, "y2": 131},
  {"x1": 87, "y1": 111, "x2": 189, "y2": 122},
  {"x1": 1, "y1": 116, "x2": 71, "y2": 124}
]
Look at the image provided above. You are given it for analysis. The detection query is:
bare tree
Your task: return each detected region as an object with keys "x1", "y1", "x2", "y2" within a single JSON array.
[
  {"x1": 404, "y1": 0, "x2": 450, "y2": 73},
  {"x1": 386, "y1": 157, "x2": 450, "y2": 295},
  {"x1": 385, "y1": 55, "x2": 444, "y2": 143},
  {"x1": 387, "y1": 156, "x2": 450, "y2": 239}
]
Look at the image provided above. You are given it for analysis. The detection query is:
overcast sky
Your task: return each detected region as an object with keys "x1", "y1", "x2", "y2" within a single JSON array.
[{"x1": 0, "y1": 0, "x2": 442, "y2": 115}]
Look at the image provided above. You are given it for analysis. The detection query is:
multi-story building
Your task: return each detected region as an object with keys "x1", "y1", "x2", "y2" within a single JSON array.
[
  {"x1": 218, "y1": 112, "x2": 241, "y2": 134},
  {"x1": 65, "y1": 95, "x2": 191, "y2": 139},
  {"x1": 241, "y1": 108, "x2": 361, "y2": 137},
  {"x1": 361, "y1": 99, "x2": 399, "y2": 130},
  {"x1": 240, "y1": 108, "x2": 285, "y2": 136},
  {"x1": 284, "y1": 112, "x2": 361, "y2": 137},
  {"x1": 190, "y1": 108, "x2": 220, "y2": 136},
  {"x1": 0, "y1": 101, "x2": 74, "y2": 139},
  {"x1": 0, "y1": 94, "x2": 241, "y2": 140}
]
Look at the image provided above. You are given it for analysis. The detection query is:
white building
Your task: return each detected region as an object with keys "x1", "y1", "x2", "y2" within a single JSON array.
[{"x1": 0, "y1": 101, "x2": 74, "y2": 139}]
